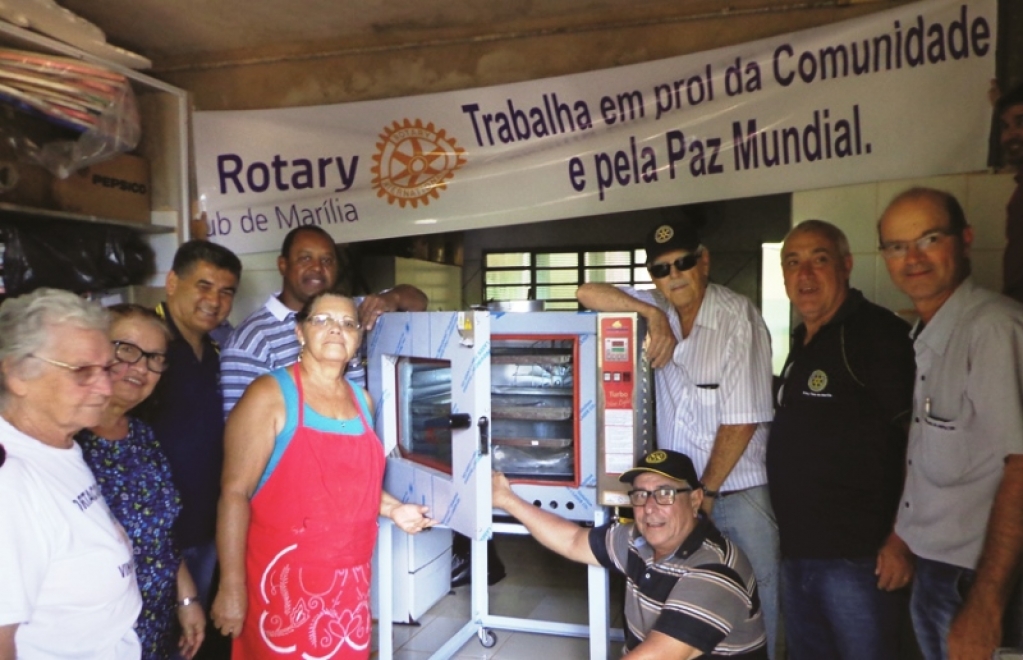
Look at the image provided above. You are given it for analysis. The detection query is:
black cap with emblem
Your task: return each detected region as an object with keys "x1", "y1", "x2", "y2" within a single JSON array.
[
  {"x1": 644, "y1": 222, "x2": 701, "y2": 265},
  {"x1": 619, "y1": 449, "x2": 702, "y2": 488}
]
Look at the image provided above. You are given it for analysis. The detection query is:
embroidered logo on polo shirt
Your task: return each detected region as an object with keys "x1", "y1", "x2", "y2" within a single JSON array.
[
  {"x1": 371, "y1": 119, "x2": 467, "y2": 209},
  {"x1": 808, "y1": 370, "x2": 828, "y2": 393},
  {"x1": 654, "y1": 225, "x2": 674, "y2": 244}
]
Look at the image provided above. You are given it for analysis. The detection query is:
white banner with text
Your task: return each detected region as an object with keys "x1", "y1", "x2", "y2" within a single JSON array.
[{"x1": 194, "y1": 0, "x2": 996, "y2": 255}]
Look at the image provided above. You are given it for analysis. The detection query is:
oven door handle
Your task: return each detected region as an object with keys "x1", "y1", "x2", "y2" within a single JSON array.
[
  {"x1": 424, "y1": 413, "x2": 472, "y2": 430},
  {"x1": 478, "y1": 416, "x2": 490, "y2": 456}
]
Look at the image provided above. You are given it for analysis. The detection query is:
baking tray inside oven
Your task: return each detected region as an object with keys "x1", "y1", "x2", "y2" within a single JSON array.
[
  {"x1": 491, "y1": 348, "x2": 572, "y2": 365},
  {"x1": 492, "y1": 393, "x2": 572, "y2": 421},
  {"x1": 492, "y1": 400, "x2": 574, "y2": 479},
  {"x1": 493, "y1": 444, "x2": 574, "y2": 479}
]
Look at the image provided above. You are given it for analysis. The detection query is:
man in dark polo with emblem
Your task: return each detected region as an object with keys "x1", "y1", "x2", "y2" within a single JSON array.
[
  {"x1": 766, "y1": 220, "x2": 916, "y2": 660},
  {"x1": 493, "y1": 449, "x2": 767, "y2": 659}
]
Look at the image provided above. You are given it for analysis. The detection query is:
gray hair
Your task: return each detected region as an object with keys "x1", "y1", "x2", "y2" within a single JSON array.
[
  {"x1": 784, "y1": 220, "x2": 851, "y2": 258},
  {"x1": 0, "y1": 288, "x2": 110, "y2": 398}
]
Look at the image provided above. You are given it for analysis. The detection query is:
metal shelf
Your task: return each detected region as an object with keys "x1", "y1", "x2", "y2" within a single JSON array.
[
  {"x1": 0, "y1": 202, "x2": 175, "y2": 234},
  {"x1": 0, "y1": 22, "x2": 189, "y2": 252}
]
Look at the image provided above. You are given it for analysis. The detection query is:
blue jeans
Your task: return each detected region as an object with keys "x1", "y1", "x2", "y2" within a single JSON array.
[
  {"x1": 181, "y1": 540, "x2": 218, "y2": 609},
  {"x1": 911, "y1": 556, "x2": 976, "y2": 660},
  {"x1": 782, "y1": 557, "x2": 907, "y2": 660},
  {"x1": 713, "y1": 485, "x2": 781, "y2": 660}
]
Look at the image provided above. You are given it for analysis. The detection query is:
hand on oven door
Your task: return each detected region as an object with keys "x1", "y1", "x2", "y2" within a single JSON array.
[{"x1": 390, "y1": 503, "x2": 437, "y2": 535}]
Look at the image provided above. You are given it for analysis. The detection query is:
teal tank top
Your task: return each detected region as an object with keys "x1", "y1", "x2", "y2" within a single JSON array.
[{"x1": 253, "y1": 368, "x2": 373, "y2": 495}]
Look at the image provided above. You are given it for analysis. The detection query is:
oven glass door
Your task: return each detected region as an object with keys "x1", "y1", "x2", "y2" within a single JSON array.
[
  {"x1": 491, "y1": 338, "x2": 576, "y2": 482},
  {"x1": 398, "y1": 358, "x2": 455, "y2": 474},
  {"x1": 368, "y1": 311, "x2": 492, "y2": 541}
]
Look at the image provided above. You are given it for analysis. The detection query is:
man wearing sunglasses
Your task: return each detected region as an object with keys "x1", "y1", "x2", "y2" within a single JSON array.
[
  {"x1": 879, "y1": 188, "x2": 1023, "y2": 660},
  {"x1": 492, "y1": 449, "x2": 766, "y2": 658},
  {"x1": 577, "y1": 220, "x2": 779, "y2": 657}
]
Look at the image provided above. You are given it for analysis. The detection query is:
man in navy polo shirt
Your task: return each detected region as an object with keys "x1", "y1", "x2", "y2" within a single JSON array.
[
  {"x1": 493, "y1": 450, "x2": 767, "y2": 658},
  {"x1": 136, "y1": 240, "x2": 241, "y2": 616},
  {"x1": 766, "y1": 220, "x2": 916, "y2": 660}
]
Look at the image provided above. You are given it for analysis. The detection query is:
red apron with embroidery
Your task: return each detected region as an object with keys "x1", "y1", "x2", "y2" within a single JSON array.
[{"x1": 234, "y1": 368, "x2": 384, "y2": 659}]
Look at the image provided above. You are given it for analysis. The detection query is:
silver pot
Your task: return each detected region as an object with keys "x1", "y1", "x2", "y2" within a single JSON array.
[{"x1": 486, "y1": 300, "x2": 545, "y2": 313}]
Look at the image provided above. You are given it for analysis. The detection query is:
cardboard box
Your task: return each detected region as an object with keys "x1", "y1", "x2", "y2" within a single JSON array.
[
  {"x1": 51, "y1": 154, "x2": 151, "y2": 224},
  {"x1": 0, "y1": 160, "x2": 55, "y2": 208}
]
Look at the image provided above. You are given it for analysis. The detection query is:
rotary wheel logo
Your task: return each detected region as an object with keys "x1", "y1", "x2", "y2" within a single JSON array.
[
  {"x1": 654, "y1": 225, "x2": 674, "y2": 244},
  {"x1": 808, "y1": 369, "x2": 828, "y2": 393},
  {"x1": 371, "y1": 119, "x2": 467, "y2": 209},
  {"x1": 647, "y1": 450, "x2": 668, "y2": 464}
]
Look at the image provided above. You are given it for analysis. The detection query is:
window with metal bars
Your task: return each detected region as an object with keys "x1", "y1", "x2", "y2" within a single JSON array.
[{"x1": 484, "y1": 248, "x2": 656, "y2": 310}]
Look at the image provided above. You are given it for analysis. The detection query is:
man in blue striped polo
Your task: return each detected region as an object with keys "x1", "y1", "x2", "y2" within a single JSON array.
[{"x1": 219, "y1": 225, "x2": 427, "y2": 417}]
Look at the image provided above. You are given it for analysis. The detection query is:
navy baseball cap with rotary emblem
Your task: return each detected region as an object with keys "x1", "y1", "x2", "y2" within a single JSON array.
[
  {"x1": 644, "y1": 222, "x2": 701, "y2": 264},
  {"x1": 619, "y1": 449, "x2": 702, "y2": 488}
]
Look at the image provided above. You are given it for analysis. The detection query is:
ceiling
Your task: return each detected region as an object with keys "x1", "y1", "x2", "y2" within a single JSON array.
[{"x1": 54, "y1": 0, "x2": 885, "y2": 71}]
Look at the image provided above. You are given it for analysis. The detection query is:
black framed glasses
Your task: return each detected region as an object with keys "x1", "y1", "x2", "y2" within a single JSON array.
[
  {"x1": 113, "y1": 341, "x2": 169, "y2": 373},
  {"x1": 627, "y1": 486, "x2": 693, "y2": 506},
  {"x1": 28, "y1": 354, "x2": 118, "y2": 387},
  {"x1": 647, "y1": 252, "x2": 701, "y2": 279}
]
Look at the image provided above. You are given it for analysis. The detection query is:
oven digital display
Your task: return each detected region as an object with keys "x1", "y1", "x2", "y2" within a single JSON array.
[{"x1": 604, "y1": 337, "x2": 628, "y2": 361}]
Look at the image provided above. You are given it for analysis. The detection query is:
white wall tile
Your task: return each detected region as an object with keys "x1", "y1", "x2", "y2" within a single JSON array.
[
  {"x1": 971, "y1": 248, "x2": 1005, "y2": 293},
  {"x1": 793, "y1": 172, "x2": 1013, "y2": 317},
  {"x1": 965, "y1": 173, "x2": 1016, "y2": 250},
  {"x1": 791, "y1": 182, "x2": 878, "y2": 253},
  {"x1": 847, "y1": 251, "x2": 877, "y2": 301},
  {"x1": 876, "y1": 175, "x2": 969, "y2": 217},
  {"x1": 231, "y1": 249, "x2": 281, "y2": 324}
]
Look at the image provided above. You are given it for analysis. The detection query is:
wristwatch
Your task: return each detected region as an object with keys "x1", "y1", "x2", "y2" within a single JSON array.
[
  {"x1": 178, "y1": 596, "x2": 199, "y2": 608},
  {"x1": 703, "y1": 487, "x2": 719, "y2": 498}
]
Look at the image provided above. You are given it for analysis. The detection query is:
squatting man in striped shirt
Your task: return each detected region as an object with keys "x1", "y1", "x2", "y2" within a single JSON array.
[
  {"x1": 577, "y1": 219, "x2": 779, "y2": 657},
  {"x1": 492, "y1": 450, "x2": 767, "y2": 658},
  {"x1": 219, "y1": 224, "x2": 427, "y2": 415}
]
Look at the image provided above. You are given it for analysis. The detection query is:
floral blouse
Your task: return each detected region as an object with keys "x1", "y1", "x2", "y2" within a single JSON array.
[{"x1": 77, "y1": 417, "x2": 183, "y2": 660}]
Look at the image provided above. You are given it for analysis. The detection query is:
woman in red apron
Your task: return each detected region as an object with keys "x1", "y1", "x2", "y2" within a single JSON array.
[{"x1": 212, "y1": 293, "x2": 435, "y2": 659}]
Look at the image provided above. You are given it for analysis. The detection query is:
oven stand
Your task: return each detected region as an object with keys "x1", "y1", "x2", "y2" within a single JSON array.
[{"x1": 380, "y1": 508, "x2": 624, "y2": 660}]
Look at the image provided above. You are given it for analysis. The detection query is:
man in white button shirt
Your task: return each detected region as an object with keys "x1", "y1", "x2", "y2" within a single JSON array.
[{"x1": 577, "y1": 219, "x2": 778, "y2": 658}]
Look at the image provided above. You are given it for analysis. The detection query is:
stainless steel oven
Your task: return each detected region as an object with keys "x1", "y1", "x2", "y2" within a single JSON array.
[
  {"x1": 369, "y1": 309, "x2": 653, "y2": 654},
  {"x1": 370, "y1": 309, "x2": 653, "y2": 523}
]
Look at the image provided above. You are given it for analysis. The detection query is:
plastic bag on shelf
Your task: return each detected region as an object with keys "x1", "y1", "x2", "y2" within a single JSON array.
[
  {"x1": 0, "y1": 48, "x2": 140, "y2": 178},
  {"x1": 1, "y1": 219, "x2": 154, "y2": 295}
]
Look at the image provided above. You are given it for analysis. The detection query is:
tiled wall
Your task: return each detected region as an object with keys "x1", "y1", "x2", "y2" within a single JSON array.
[{"x1": 791, "y1": 171, "x2": 1016, "y2": 322}]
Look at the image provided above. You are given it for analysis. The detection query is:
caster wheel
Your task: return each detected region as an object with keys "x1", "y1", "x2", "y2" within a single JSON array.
[{"x1": 478, "y1": 629, "x2": 497, "y2": 648}]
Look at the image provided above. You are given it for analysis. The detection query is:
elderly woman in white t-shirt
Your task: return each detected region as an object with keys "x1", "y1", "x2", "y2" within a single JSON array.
[{"x1": 0, "y1": 288, "x2": 142, "y2": 659}]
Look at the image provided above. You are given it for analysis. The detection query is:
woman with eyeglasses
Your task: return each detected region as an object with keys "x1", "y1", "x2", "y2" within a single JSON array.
[
  {"x1": 75, "y1": 304, "x2": 206, "y2": 660},
  {"x1": 0, "y1": 289, "x2": 142, "y2": 659},
  {"x1": 212, "y1": 291, "x2": 434, "y2": 659}
]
